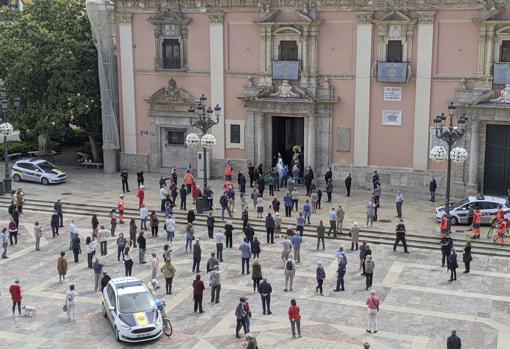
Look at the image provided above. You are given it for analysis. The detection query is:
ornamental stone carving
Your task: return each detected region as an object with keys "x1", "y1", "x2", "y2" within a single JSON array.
[
  {"x1": 208, "y1": 12, "x2": 224, "y2": 24},
  {"x1": 416, "y1": 11, "x2": 436, "y2": 24},
  {"x1": 116, "y1": 13, "x2": 132, "y2": 24},
  {"x1": 490, "y1": 84, "x2": 510, "y2": 103},
  {"x1": 270, "y1": 80, "x2": 300, "y2": 98},
  {"x1": 356, "y1": 11, "x2": 374, "y2": 24}
]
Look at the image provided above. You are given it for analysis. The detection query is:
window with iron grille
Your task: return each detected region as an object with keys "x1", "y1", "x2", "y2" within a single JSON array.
[
  {"x1": 163, "y1": 39, "x2": 181, "y2": 69},
  {"x1": 167, "y1": 129, "x2": 185, "y2": 145},
  {"x1": 279, "y1": 41, "x2": 298, "y2": 61}
]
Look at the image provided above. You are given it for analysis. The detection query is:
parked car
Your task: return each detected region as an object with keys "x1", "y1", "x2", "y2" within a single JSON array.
[
  {"x1": 102, "y1": 277, "x2": 162, "y2": 343},
  {"x1": 11, "y1": 159, "x2": 66, "y2": 185},
  {"x1": 435, "y1": 195, "x2": 510, "y2": 225}
]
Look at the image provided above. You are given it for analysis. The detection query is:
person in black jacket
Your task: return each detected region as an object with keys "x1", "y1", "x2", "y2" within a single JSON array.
[
  {"x1": 187, "y1": 209, "x2": 196, "y2": 224},
  {"x1": 265, "y1": 213, "x2": 275, "y2": 244},
  {"x1": 447, "y1": 330, "x2": 461, "y2": 349},
  {"x1": 207, "y1": 212, "x2": 215, "y2": 239},
  {"x1": 393, "y1": 219, "x2": 409, "y2": 253},
  {"x1": 345, "y1": 173, "x2": 352, "y2": 197},
  {"x1": 100, "y1": 272, "x2": 111, "y2": 292},
  {"x1": 244, "y1": 223, "x2": 255, "y2": 244},
  {"x1": 238, "y1": 171, "x2": 247, "y2": 194},
  {"x1": 120, "y1": 169, "x2": 130, "y2": 193},
  {"x1": 462, "y1": 241, "x2": 472, "y2": 273},
  {"x1": 225, "y1": 221, "x2": 234, "y2": 248},
  {"x1": 251, "y1": 237, "x2": 261, "y2": 259},
  {"x1": 304, "y1": 167, "x2": 314, "y2": 196},
  {"x1": 324, "y1": 167, "x2": 332, "y2": 184},
  {"x1": 248, "y1": 162, "x2": 255, "y2": 188},
  {"x1": 429, "y1": 177, "x2": 437, "y2": 202},
  {"x1": 71, "y1": 234, "x2": 81, "y2": 263},
  {"x1": 54, "y1": 199, "x2": 64, "y2": 227},
  {"x1": 441, "y1": 236, "x2": 453, "y2": 267},
  {"x1": 179, "y1": 184, "x2": 187, "y2": 210},
  {"x1": 192, "y1": 239, "x2": 201, "y2": 273},
  {"x1": 258, "y1": 279, "x2": 272, "y2": 315},
  {"x1": 448, "y1": 250, "x2": 458, "y2": 282},
  {"x1": 257, "y1": 176, "x2": 265, "y2": 197},
  {"x1": 136, "y1": 170, "x2": 144, "y2": 188},
  {"x1": 51, "y1": 211, "x2": 60, "y2": 237}
]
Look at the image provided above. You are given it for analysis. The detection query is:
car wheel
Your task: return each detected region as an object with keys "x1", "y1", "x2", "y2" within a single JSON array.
[
  {"x1": 450, "y1": 216, "x2": 458, "y2": 225},
  {"x1": 13, "y1": 174, "x2": 21, "y2": 182},
  {"x1": 41, "y1": 177, "x2": 49, "y2": 185},
  {"x1": 114, "y1": 326, "x2": 121, "y2": 342}
]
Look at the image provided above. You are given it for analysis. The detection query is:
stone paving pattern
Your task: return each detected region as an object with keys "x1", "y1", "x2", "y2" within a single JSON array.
[{"x1": 0, "y1": 168, "x2": 509, "y2": 349}]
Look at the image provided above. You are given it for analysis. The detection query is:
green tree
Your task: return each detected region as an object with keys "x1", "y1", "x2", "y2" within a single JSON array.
[{"x1": 0, "y1": 0, "x2": 102, "y2": 160}]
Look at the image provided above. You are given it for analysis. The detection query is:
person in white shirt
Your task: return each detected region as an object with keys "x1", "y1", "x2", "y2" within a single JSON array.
[
  {"x1": 160, "y1": 187, "x2": 167, "y2": 212},
  {"x1": 151, "y1": 253, "x2": 159, "y2": 280},
  {"x1": 165, "y1": 215, "x2": 176, "y2": 242},
  {"x1": 98, "y1": 226, "x2": 111, "y2": 256},
  {"x1": 65, "y1": 284, "x2": 78, "y2": 321},
  {"x1": 281, "y1": 236, "x2": 292, "y2": 264},
  {"x1": 34, "y1": 222, "x2": 43, "y2": 251},
  {"x1": 140, "y1": 204, "x2": 149, "y2": 231},
  {"x1": 214, "y1": 230, "x2": 225, "y2": 262},
  {"x1": 69, "y1": 220, "x2": 77, "y2": 250}
]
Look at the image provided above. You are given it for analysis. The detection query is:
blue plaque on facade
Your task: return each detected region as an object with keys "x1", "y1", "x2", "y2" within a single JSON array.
[
  {"x1": 493, "y1": 63, "x2": 510, "y2": 84},
  {"x1": 376, "y1": 62, "x2": 408, "y2": 83},
  {"x1": 272, "y1": 61, "x2": 299, "y2": 80}
]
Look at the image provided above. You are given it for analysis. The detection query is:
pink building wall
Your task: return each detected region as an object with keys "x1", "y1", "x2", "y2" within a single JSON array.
[{"x1": 116, "y1": 7, "x2": 497, "y2": 174}]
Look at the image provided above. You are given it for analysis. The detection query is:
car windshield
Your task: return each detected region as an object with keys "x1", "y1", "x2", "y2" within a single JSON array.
[
  {"x1": 118, "y1": 292, "x2": 154, "y2": 313},
  {"x1": 37, "y1": 161, "x2": 59, "y2": 173},
  {"x1": 452, "y1": 199, "x2": 469, "y2": 208}
]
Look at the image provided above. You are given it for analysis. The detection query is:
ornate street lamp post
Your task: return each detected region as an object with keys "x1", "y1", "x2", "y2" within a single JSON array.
[
  {"x1": 430, "y1": 102, "x2": 468, "y2": 222},
  {"x1": 0, "y1": 91, "x2": 20, "y2": 194},
  {"x1": 186, "y1": 94, "x2": 221, "y2": 190}
]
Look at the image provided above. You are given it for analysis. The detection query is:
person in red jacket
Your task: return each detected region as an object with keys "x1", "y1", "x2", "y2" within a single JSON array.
[
  {"x1": 471, "y1": 207, "x2": 482, "y2": 239},
  {"x1": 137, "y1": 186, "x2": 145, "y2": 209},
  {"x1": 288, "y1": 298, "x2": 301, "y2": 338},
  {"x1": 440, "y1": 214, "x2": 450, "y2": 238},
  {"x1": 192, "y1": 273, "x2": 205, "y2": 313},
  {"x1": 225, "y1": 161, "x2": 233, "y2": 181},
  {"x1": 118, "y1": 195, "x2": 125, "y2": 224},
  {"x1": 9, "y1": 279, "x2": 22, "y2": 317}
]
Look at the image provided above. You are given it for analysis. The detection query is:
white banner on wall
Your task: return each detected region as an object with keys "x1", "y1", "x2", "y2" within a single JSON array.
[
  {"x1": 382, "y1": 110, "x2": 402, "y2": 126},
  {"x1": 384, "y1": 87, "x2": 402, "y2": 101}
]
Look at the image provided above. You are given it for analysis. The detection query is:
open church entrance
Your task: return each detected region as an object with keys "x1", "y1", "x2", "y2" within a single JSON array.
[{"x1": 271, "y1": 116, "x2": 304, "y2": 169}]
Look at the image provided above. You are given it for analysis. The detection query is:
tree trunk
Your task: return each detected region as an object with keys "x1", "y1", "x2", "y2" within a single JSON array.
[
  {"x1": 88, "y1": 134, "x2": 100, "y2": 162},
  {"x1": 38, "y1": 134, "x2": 48, "y2": 154}
]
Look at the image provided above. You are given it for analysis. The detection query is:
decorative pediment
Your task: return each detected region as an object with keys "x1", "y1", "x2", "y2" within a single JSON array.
[
  {"x1": 379, "y1": 10, "x2": 412, "y2": 23},
  {"x1": 258, "y1": 9, "x2": 314, "y2": 24},
  {"x1": 146, "y1": 78, "x2": 196, "y2": 105},
  {"x1": 148, "y1": 10, "x2": 190, "y2": 26}
]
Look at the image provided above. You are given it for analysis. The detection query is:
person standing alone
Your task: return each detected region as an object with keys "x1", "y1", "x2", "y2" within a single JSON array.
[
  {"x1": 429, "y1": 177, "x2": 437, "y2": 202},
  {"x1": 9, "y1": 279, "x2": 22, "y2": 317},
  {"x1": 120, "y1": 169, "x2": 129, "y2": 193},
  {"x1": 366, "y1": 289, "x2": 380, "y2": 333}
]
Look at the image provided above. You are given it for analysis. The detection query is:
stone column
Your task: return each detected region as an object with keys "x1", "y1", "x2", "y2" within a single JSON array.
[
  {"x1": 117, "y1": 13, "x2": 137, "y2": 155},
  {"x1": 307, "y1": 114, "x2": 316, "y2": 171},
  {"x1": 256, "y1": 114, "x2": 265, "y2": 166},
  {"x1": 353, "y1": 12, "x2": 373, "y2": 167},
  {"x1": 209, "y1": 13, "x2": 225, "y2": 161},
  {"x1": 413, "y1": 12, "x2": 436, "y2": 170},
  {"x1": 468, "y1": 119, "x2": 479, "y2": 188}
]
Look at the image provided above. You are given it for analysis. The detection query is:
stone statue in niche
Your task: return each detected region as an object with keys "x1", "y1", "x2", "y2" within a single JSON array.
[
  {"x1": 270, "y1": 80, "x2": 299, "y2": 98},
  {"x1": 490, "y1": 84, "x2": 510, "y2": 104}
]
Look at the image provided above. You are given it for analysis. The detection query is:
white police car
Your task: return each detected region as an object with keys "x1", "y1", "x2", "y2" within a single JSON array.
[
  {"x1": 435, "y1": 195, "x2": 510, "y2": 225},
  {"x1": 102, "y1": 277, "x2": 162, "y2": 343},
  {"x1": 11, "y1": 159, "x2": 66, "y2": 185}
]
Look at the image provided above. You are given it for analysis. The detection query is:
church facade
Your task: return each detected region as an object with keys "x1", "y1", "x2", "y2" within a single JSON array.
[{"x1": 114, "y1": 0, "x2": 510, "y2": 195}]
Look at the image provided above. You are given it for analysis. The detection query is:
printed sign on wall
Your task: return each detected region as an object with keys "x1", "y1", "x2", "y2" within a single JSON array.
[{"x1": 384, "y1": 87, "x2": 402, "y2": 101}]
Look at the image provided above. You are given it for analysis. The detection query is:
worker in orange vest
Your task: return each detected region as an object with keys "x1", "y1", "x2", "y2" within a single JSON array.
[
  {"x1": 118, "y1": 195, "x2": 125, "y2": 224},
  {"x1": 440, "y1": 214, "x2": 450, "y2": 238},
  {"x1": 184, "y1": 171, "x2": 193, "y2": 194},
  {"x1": 471, "y1": 207, "x2": 482, "y2": 239},
  {"x1": 496, "y1": 205, "x2": 505, "y2": 223},
  {"x1": 495, "y1": 218, "x2": 508, "y2": 246},
  {"x1": 224, "y1": 161, "x2": 233, "y2": 181}
]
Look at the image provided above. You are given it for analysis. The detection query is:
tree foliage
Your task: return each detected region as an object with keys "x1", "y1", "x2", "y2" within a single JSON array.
[{"x1": 0, "y1": 0, "x2": 101, "y2": 149}]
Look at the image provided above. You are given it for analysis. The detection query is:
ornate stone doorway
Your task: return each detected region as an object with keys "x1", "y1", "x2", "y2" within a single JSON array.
[{"x1": 271, "y1": 116, "x2": 304, "y2": 167}]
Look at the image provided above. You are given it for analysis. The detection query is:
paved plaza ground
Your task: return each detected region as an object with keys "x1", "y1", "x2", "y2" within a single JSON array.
[{"x1": 1, "y1": 167, "x2": 510, "y2": 349}]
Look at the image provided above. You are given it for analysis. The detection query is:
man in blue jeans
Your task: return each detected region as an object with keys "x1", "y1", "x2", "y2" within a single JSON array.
[{"x1": 239, "y1": 238, "x2": 251, "y2": 274}]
